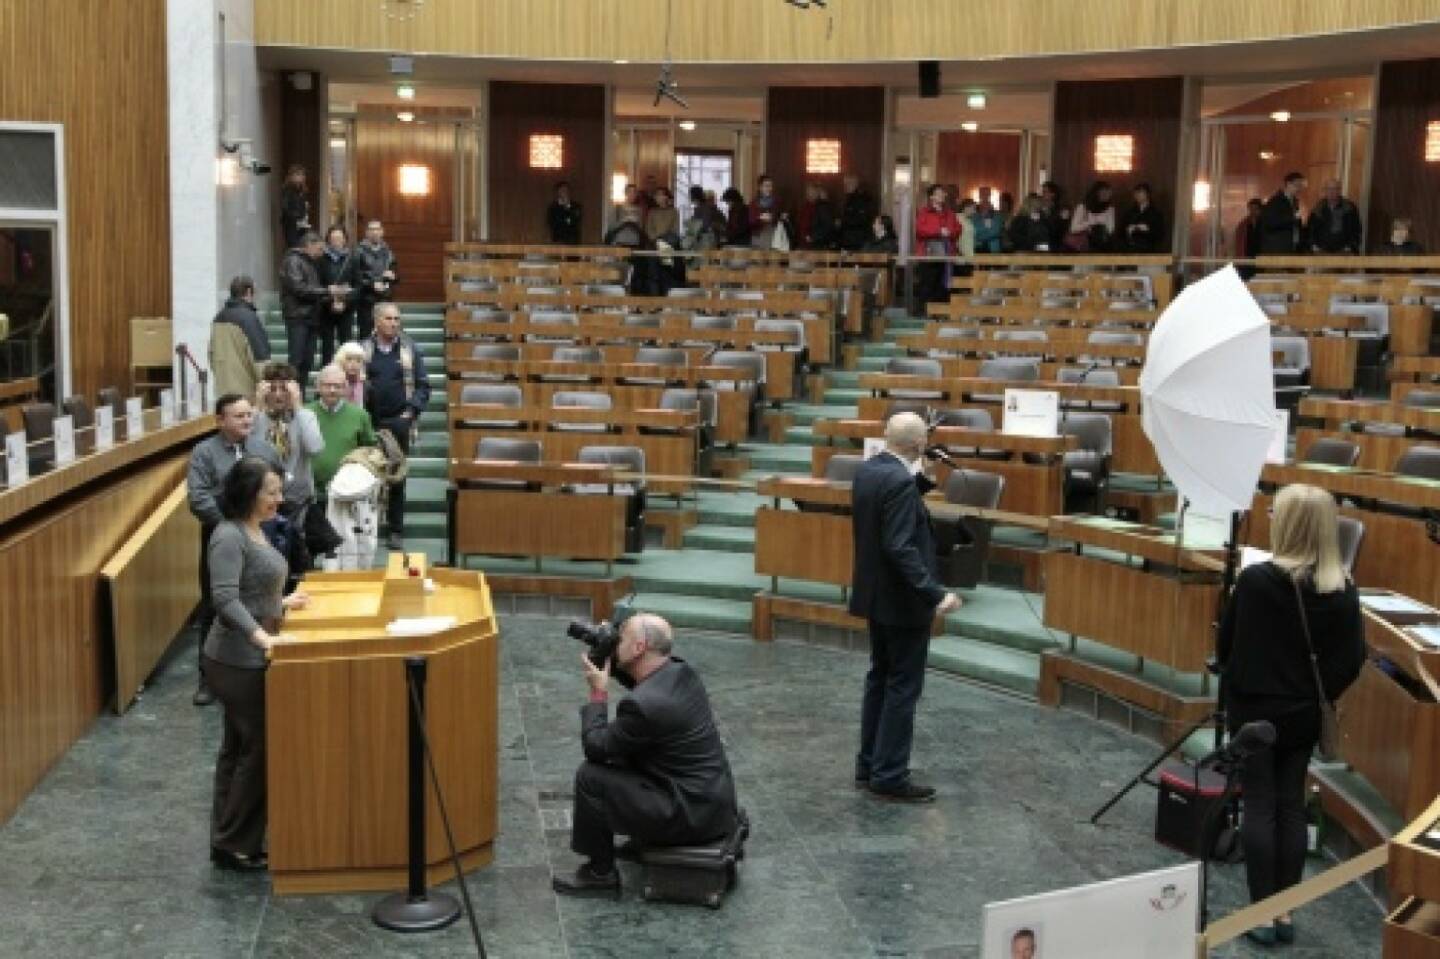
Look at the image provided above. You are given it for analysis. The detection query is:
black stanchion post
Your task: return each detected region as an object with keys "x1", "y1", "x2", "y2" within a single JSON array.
[{"x1": 372, "y1": 656, "x2": 462, "y2": 933}]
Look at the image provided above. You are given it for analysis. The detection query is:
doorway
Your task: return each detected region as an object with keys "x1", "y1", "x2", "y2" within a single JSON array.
[
  {"x1": 0, "y1": 226, "x2": 58, "y2": 398},
  {"x1": 675, "y1": 151, "x2": 733, "y2": 222}
]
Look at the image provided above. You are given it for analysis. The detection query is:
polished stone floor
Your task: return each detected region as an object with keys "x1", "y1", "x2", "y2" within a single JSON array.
[{"x1": 0, "y1": 617, "x2": 1382, "y2": 958}]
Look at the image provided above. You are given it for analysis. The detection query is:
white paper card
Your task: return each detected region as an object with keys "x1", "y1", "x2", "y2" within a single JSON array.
[
  {"x1": 1241, "y1": 546, "x2": 1273, "y2": 569},
  {"x1": 386, "y1": 616, "x2": 458, "y2": 636},
  {"x1": 1001, "y1": 389, "x2": 1060, "y2": 438},
  {"x1": 5, "y1": 432, "x2": 28, "y2": 486},
  {"x1": 125, "y1": 397, "x2": 144, "y2": 438},
  {"x1": 159, "y1": 389, "x2": 176, "y2": 427},
  {"x1": 1265, "y1": 410, "x2": 1290, "y2": 464},
  {"x1": 1361, "y1": 594, "x2": 1431, "y2": 614},
  {"x1": 981, "y1": 863, "x2": 1199, "y2": 959},
  {"x1": 862, "y1": 437, "x2": 886, "y2": 460},
  {"x1": 52, "y1": 415, "x2": 76, "y2": 465},
  {"x1": 95, "y1": 406, "x2": 115, "y2": 450}
]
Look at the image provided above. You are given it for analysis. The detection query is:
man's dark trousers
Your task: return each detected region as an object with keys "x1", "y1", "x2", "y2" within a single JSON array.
[
  {"x1": 195, "y1": 522, "x2": 218, "y2": 672},
  {"x1": 571, "y1": 760, "x2": 682, "y2": 870},
  {"x1": 857, "y1": 620, "x2": 930, "y2": 789}
]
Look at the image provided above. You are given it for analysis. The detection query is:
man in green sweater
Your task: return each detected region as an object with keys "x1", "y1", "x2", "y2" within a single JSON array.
[{"x1": 308, "y1": 363, "x2": 377, "y2": 499}]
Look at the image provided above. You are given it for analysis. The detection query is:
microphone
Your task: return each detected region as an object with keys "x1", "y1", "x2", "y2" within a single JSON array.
[
  {"x1": 1198, "y1": 720, "x2": 1276, "y2": 768},
  {"x1": 925, "y1": 444, "x2": 960, "y2": 468}
]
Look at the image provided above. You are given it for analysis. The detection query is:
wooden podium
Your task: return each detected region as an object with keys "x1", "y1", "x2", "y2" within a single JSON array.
[{"x1": 264, "y1": 553, "x2": 499, "y2": 895}]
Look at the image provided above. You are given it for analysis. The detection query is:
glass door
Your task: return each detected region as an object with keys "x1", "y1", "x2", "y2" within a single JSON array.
[{"x1": 0, "y1": 225, "x2": 58, "y2": 396}]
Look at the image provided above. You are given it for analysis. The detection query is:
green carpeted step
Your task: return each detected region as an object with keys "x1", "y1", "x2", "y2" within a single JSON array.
[
  {"x1": 406, "y1": 456, "x2": 449, "y2": 479},
  {"x1": 625, "y1": 591, "x2": 753, "y2": 635},
  {"x1": 401, "y1": 477, "x2": 450, "y2": 513},
  {"x1": 942, "y1": 585, "x2": 1063, "y2": 657},
  {"x1": 682, "y1": 524, "x2": 756, "y2": 553},
  {"x1": 626, "y1": 549, "x2": 763, "y2": 602},
  {"x1": 822, "y1": 387, "x2": 867, "y2": 406},
  {"x1": 783, "y1": 426, "x2": 824, "y2": 447},
  {"x1": 856, "y1": 356, "x2": 895, "y2": 372},
  {"x1": 860, "y1": 343, "x2": 901, "y2": 358},
  {"x1": 825, "y1": 370, "x2": 863, "y2": 389},
  {"x1": 741, "y1": 443, "x2": 814, "y2": 473},
  {"x1": 927, "y1": 635, "x2": 1041, "y2": 698}
]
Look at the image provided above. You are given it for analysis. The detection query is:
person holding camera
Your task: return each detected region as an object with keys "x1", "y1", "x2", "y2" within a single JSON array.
[
  {"x1": 554, "y1": 612, "x2": 739, "y2": 897},
  {"x1": 849, "y1": 412, "x2": 961, "y2": 803}
]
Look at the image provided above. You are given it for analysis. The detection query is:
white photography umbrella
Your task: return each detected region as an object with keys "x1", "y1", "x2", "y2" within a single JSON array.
[{"x1": 1139, "y1": 265, "x2": 1277, "y2": 517}]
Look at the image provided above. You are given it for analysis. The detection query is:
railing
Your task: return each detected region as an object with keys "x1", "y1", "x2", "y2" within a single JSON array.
[{"x1": 174, "y1": 343, "x2": 209, "y2": 417}]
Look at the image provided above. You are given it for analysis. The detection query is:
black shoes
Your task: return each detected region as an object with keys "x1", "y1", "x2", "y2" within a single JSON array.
[
  {"x1": 552, "y1": 862, "x2": 621, "y2": 898},
  {"x1": 211, "y1": 847, "x2": 267, "y2": 872},
  {"x1": 614, "y1": 839, "x2": 643, "y2": 862},
  {"x1": 192, "y1": 682, "x2": 216, "y2": 707},
  {"x1": 868, "y1": 781, "x2": 937, "y2": 804}
]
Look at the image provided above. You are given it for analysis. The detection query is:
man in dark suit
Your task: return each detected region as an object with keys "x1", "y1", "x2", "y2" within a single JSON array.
[
  {"x1": 849, "y1": 412, "x2": 961, "y2": 802},
  {"x1": 1258, "y1": 171, "x2": 1307, "y2": 255},
  {"x1": 554, "y1": 613, "x2": 739, "y2": 896}
]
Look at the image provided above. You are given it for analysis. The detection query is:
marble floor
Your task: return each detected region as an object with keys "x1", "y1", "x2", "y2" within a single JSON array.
[{"x1": 0, "y1": 616, "x2": 1383, "y2": 958}]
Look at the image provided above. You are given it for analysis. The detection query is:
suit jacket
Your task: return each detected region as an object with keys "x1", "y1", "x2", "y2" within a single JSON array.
[
  {"x1": 1258, "y1": 190, "x2": 1302, "y2": 254},
  {"x1": 580, "y1": 658, "x2": 738, "y2": 845},
  {"x1": 848, "y1": 451, "x2": 946, "y2": 627}
]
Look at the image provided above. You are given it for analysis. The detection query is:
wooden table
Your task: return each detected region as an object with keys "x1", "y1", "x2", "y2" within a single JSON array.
[
  {"x1": 267, "y1": 555, "x2": 499, "y2": 896},
  {"x1": 754, "y1": 476, "x2": 855, "y2": 590},
  {"x1": 448, "y1": 461, "x2": 631, "y2": 568},
  {"x1": 1385, "y1": 795, "x2": 1440, "y2": 954}
]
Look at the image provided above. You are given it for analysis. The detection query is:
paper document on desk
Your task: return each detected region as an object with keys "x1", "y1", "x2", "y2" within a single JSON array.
[
  {"x1": 1408, "y1": 626, "x2": 1440, "y2": 649},
  {"x1": 1361, "y1": 594, "x2": 1431, "y2": 615},
  {"x1": 1001, "y1": 389, "x2": 1059, "y2": 438},
  {"x1": 1240, "y1": 546, "x2": 1272, "y2": 569},
  {"x1": 386, "y1": 616, "x2": 457, "y2": 636}
]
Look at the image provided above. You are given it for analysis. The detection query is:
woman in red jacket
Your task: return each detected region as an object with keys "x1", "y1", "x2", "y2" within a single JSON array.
[{"x1": 915, "y1": 184, "x2": 960, "y2": 307}]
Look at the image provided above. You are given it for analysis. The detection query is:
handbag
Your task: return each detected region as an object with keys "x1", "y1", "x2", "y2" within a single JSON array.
[{"x1": 1293, "y1": 578, "x2": 1342, "y2": 761}]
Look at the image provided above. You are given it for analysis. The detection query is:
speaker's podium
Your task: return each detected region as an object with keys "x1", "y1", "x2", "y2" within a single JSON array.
[{"x1": 264, "y1": 553, "x2": 499, "y2": 896}]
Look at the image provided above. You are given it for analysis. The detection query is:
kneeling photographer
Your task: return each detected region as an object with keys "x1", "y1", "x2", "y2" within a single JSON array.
[{"x1": 554, "y1": 610, "x2": 739, "y2": 897}]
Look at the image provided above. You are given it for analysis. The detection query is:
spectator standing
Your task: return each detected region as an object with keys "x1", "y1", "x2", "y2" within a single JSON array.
[
  {"x1": 334, "y1": 341, "x2": 368, "y2": 405},
  {"x1": 308, "y1": 363, "x2": 376, "y2": 501},
  {"x1": 750, "y1": 175, "x2": 788, "y2": 249},
  {"x1": 1041, "y1": 180, "x2": 1069, "y2": 251},
  {"x1": 1007, "y1": 194, "x2": 1050, "y2": 253},
  {"x1": 1259, "y1": 172, "x2": 1307, "y2": 255},
  {"x1": 915, "y1": 184, "x2": 961, "y2": 306},
  {"x1": 209, "y1": 275, "x2": 271, "y2": 401},
  {"x1": 1119, "y1": 182, "x2": 1166, "y2": 253},
  {"x1": 186, "y1": 395, "x2": 281, "y2": 706},
  {"x1": 1377, "y1": 218, "x2": 1425, "y2": 255},
  {"x1": 547, "y1": 181, "x2": 583, "y2": 244},
  {"x1": 862, "y1": 215, "x2": 899, "y2": 255},
  {"x1": 721, "y1": 188, "x2": 752, "y2": 247},
  {"x1": 1307, "y1": 178, "x2": 1363, "y2": 254},
  {"x1": 316, "y1": 226, "x2": 358, "y2": 367},
  {"x1": 251, "y1": 361, "x2": 323, "y2": 531},
  {"x1": 644, "y1": 186, "x2": 681, "y2": 243},
  {"x1": 681, "y1": 185, "x2": 719, "y2": 252},
  {"x1": 839, "y1": 174, "x2": 878, "y2": 251},
  {"x1": 353, "y1": 220, "x2": 399, "y2": 341},
  {"x1": 363, "y1": 303, "x2": 431, "y2": 551},
  {"x1": 279, "y1": 165, "x2": 311, "y2": 249},
  {"x1": 971, "y1": 187, "x2": 1004, "y2": 253},
  {"x1": 279, "y1": 231, "x2": 329, "y2": 391},
  {"x1": 1067, "y1": 181, "x2": 1116, "y2": 252}
]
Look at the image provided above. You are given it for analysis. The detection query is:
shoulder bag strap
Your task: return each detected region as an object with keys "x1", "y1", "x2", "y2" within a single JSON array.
[{"x1": 1292, "y1": 577, "x2": 1332, "y2": 707}]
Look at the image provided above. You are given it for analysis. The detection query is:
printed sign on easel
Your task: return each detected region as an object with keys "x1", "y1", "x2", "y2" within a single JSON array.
[
  {"x1": 125, "y1": 398, "x2": 144, "y2": 439},
  {"x1": 52, "y1": 415, "x2": 76, "y2": 466},
  {"x1": 1001, "y1": 389, "x2": 1060, "y2": 438},
  {"x1": 4, "y1": 432, "x2": 28, "y2": 486},
  {"x1": 159, "y1": 389, "x2": 176, "y2": 428},
  {"x1": 95, "y1": 406, "x2": 115, "y2": 450}
]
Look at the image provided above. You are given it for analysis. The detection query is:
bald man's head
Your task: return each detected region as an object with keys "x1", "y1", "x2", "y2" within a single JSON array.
[{"x1": 885, "y1": 411, "x2": 928, "y2": 461}]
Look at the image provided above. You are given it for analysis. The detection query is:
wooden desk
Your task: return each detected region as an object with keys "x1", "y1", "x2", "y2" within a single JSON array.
[
  {"x1": 1392, "y1": 356, "x2": 1440, "y2": 403},
  {"x1": 449, "y1": 461, "x2": 630, "y2": 565},
  {"x1": 927, "y1": 300, "x2": 1160, "y2": 328},
  {"x1": 754, "y1": 476, "x2": 854, "y2": 589},
  {"x1": 0, "y1": 376, "x2": 40, "y2": 433},
  {"x1": 809, "y1": 419, "x2": 1074, "y2": 516},
  {"x1": 267, "y1": 558, "x2": 499, "y2": 895},
  {"x1": 1300, "y1": 397, "x2": 1440, "y2": 434},
  {"x1": 1385, "y1": 795, "x2": 1440, "y2": 953},
  {"x1": 1042, "y1": 516, "x2": 1222, "y2": 674}
]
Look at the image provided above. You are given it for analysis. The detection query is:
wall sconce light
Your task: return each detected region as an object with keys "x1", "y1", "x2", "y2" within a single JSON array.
[
  {"x1": 529, "y1": 133, "x2": 564, "y2": 170},
  {"x1": 396, "y1": 83, "x2": 416, "y2": 100},
  {"x1": 396, "y1": 111, "x2": 415, "y2": 123},
  {"x1": 967, "y1": 93, "x2": 987, "y2": 110},
  {"x1": 1094, "y1": 134, "x2": 1133, "y2": 173},
  {"x1": 1258, "y1": 150, "x2": 1279, "y2": 162},
  {"x1": 611, "y1": 172, "x2": 630, "y2": 203},
  {"x1": 398, "y1": 163, "x2": 431, "y2": 196},
  {"x1": 678, "y1": 120, "x2": 697, "y2": 132},
  {"x1": 805, "y1": 138, "x2": 841, "y2": 175},
  {"x1": 960, "y1": 121, "x2": 979, "y2": 133},
  {"x1": 1192, "y1": 180, "x2": 1212, "y2": 213},
  {"x1": 1425, "y1": 121, "x2": 1440, "y2": 162},
  {"x1": 1270, "y1": 110, "x2": 1291, "y2": 123}
]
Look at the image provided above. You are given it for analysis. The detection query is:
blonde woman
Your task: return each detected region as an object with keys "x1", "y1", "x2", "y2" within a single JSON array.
[
  {"x1": 1218, "y1": 484, "x2": 1365, "y2": 945},
  {"x1": 333, "y1": 341, "x2": 367, "y2": 406}
]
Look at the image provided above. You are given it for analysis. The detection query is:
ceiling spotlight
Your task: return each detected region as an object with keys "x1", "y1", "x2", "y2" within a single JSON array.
[
  {"x1": 1270, "y1": 110, "x2": 1291, "y2": 122},
  {"x1": 960, "y1": 121, "x2": 979, "y2": 132},
  {"x1": 679, "y1": 120, "x2": 697, "y2": 131},
  {"x1": 397, "y1": 111, "x2": 415, "y2": 122},
  {"x1": 967, "y1": 93, "x2": 987, "y2": 110},
  {"x1": 1258, "y1": 150, "x2": 1278, "y2": 161},
  {"x1": 396, "y1": 83, "x2": 415, "y2": 100}
]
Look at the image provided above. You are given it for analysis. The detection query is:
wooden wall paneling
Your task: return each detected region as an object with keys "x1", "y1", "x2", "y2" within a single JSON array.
[
  {"x1": 0, "y1": 452, "x2": 189, "y2": 824},
  {"x1": 487, "y1": 82, "x2": 607, "y2": 245},
  {"x1": 280, "y1": 70, "x2": 324, "y2": 254},
  {"x1": 1050, "y1": 77, "x2": 1185, "y2": 251},
  {"x1": 764, "y1": 87, "x2": 886, "y2": 225},
  {"x1": 0, "y1": 0, "x2": 170, "y2": 398},
  {"x1": 256, "y1": 0, "x2": 1440, "y2": 65},
  {"x1": 1218, "y1": 118, "x2": 1342, "y2": 253},
  {"x1": 1369, "y1": 59, "x2": 1440, "y2": 255},
  {"x1": 355, "y1": 111, "x2": 463, "y2": 301},
  {"x1": 935, "y1": 131, "x2": 1023, "y2": 201},
  {"x1": 634, "y1": 127, "x2": 674, "y2": 195},
  {"x1": 102, "y1": 483, "x2": 202, "y2": 714}
]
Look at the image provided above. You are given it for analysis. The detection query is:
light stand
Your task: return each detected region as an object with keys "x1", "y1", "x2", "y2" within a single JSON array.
[{"x1": 1196, "y1": 754, "x2": 1244, "y2": 932}]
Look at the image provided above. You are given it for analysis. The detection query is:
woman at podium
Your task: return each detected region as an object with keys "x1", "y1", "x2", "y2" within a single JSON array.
[{"x1": 202, "y1": 456, "x2": 310, "y2": 871}]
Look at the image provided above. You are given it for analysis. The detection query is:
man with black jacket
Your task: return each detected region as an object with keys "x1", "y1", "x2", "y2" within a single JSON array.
[
  {"x1": 279, "y1": 165, "x2": 311, "y2": 249},
  {"x1": 1259, "y1": 172, "x2": 1307, "y2": 254},
  {"x1": 279, "y1": 232, "x2": 330, "y2": 390},
  {"x1": 554, "y1": 612, "x2": 739, "y2": 897},
  {"x1": 1307, "y1": 178, "x2": 1363, "y2": 254},
  {"x1": 838, "y1": 174, "x2": 877, "y2": 251},
  {"x1": 547, "y1": 181, "x2": 583, "y2": 244},
  {"x1": 363, "y1": 303, "x2": 429, "y2": 551},
  {"x1": 354, "y1": 220, "x2": 399, "y2": 341},
  {"x1": 848, "y1": 412, "x2": 961, "y2": 803}
]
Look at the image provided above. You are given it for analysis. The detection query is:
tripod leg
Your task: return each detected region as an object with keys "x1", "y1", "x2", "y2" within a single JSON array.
[{"x1": 1090, "y1": 713, "x2": 1218, "y2": 825}]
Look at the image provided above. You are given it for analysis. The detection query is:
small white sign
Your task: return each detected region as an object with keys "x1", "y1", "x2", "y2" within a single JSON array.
[
  {"x1": 125, "y1": 397, "x2": 144, "y2": 439},
  {"x1": 1001, "y1": 389, "x2": 1060, "y2": 438},
  {"x1": 159, "y1": 389, "x2": 176, "y2": 427},
  {"x1": 52, "y1": 415, "x2": 76, "y2": 465},
  {"x1": 1266, "y1": 409, "x2": 1290, "y2": 464},
  {"x1": 862, "y1": 437, "x2": 886, "y2": 460},
  {"x1": 95, "y1": 406, "x2": 115, "y2": 450},
  {"x1": 5, "y1": 432, "x2": 28, "y2": 486}
]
